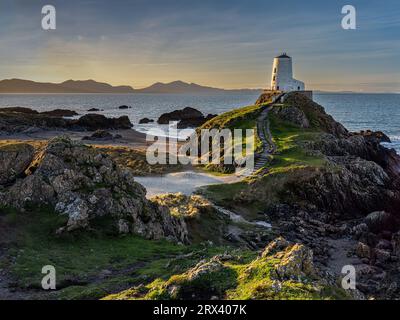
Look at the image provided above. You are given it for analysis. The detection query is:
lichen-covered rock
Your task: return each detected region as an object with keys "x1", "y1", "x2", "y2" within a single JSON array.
[
  {"x1": 272, "y1": 242, "x2": 316, "y2": 281},
  {"x1": 151, "y1": 193, "x2": 229, "y2": 244},
  {"x1": 0, "y1": 143, "x2": 35, "y2": 185},
  {"x1": 356, "y1": 242, "x2": 371, "y2": 259},
  {"x1": 261, "y1": 236, "x2": 290, "y2": 257},
  {"x1": 271, "y1": 105, "x2": 310, "y2": 128},
  {"x1": 151, "y1": 193, "x2": 213, "y2": 218},
  {"x1": 0, "y1": 136, "x2": 188, "y2": 242}
]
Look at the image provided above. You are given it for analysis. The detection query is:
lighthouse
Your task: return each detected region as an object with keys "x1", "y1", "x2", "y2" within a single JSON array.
[{"x1": 271, "y1": 53, "x2": 305, "y2": 92}]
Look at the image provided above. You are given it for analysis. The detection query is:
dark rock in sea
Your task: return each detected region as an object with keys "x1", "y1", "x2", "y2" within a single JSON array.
[
  {"x1": 40, "y1": 109, "x2": 79, "y2": 117},
  {"x1": 87, "y1": 108, "x2": 103, "y2": 112},
  {"x1": 0, "y1": 136, "x2": 188, "y2": 242},
  {"x1": 0, "y1": 111, "x2": 69, "y2": 133},
  {"x1": 158, "y1": 107, "x2": 203, "y2": 124},
  {"x1": 72, "y1": 114, "x2": 133, "y2": 130},
  {"x1": 0, "y1": 109, "x2": 133, "y2": 133},
  {"x1": 177, "y1": 113, "x2": 217, "y2": 129},
  {"x1": 158, "y1": 107, "x2": 217, "y2": 128},
  {"x1": 0, "y1": 107, "x2": 39, "y2": 114},
  {"x1": 139, "y1": 118, "x2": 154, "y2": 124},
  {"x1": 118, "y1": 105, "x2": 132, "y2": 110},
  {"x1": 82, "y1": 130, "x2": 122, "y2": 141}
]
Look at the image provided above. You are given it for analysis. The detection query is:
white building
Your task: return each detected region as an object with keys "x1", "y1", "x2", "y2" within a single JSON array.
[{"x1": 271, "y1": 53, "x2": 305, "y2": 92}]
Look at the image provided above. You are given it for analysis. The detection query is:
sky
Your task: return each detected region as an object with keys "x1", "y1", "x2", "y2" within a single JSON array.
[{"x1": 0, "y1": 0, "x2": 399, "y2": 92}]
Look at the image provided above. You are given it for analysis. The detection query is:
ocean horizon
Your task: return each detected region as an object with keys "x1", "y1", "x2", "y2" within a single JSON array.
[{"x1": 1, "y1": 92, "x2": 399, "y2": 153}]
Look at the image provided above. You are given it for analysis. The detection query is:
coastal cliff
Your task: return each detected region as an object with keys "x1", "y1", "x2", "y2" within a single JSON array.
[{"x1": 202, "y1": 92, "x2": 400, "y2": 298}]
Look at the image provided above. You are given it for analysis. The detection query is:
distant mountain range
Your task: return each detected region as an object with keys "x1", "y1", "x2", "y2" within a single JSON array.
[{"x1": 0, "y1": 79, "x2": 262, "y2": 94}]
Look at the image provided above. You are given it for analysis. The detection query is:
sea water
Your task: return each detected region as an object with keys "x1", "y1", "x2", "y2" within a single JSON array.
[{"x1": 0, "y1": 92, "x2": 398, "y2": 153}]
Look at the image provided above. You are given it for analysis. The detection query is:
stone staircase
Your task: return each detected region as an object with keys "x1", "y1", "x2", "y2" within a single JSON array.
[{"x1": 252, "y1": 93, "x2": 284, "y2": 175}]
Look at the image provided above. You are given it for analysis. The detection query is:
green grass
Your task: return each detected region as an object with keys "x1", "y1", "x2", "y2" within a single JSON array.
[
  {"x1": 197, "y1": 182, "x2": 247, "y2": 206},
  {"x1": 268, "y1": 110, "x2": 325, "y2": 171},
  {"x1": 200, "y1": 104, "x2": 262, "y2": 132},
  {"x1": 0, "y1": 205, "x2": 232, "y2": 299},
  {"x1": 198, "y1": 104, "x2": 264, "y2": 174}
]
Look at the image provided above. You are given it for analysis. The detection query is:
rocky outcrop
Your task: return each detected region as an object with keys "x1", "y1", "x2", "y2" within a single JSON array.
[
  {"x1": 104, "y1": 238, "x2": 345, "y2": 301},
  {"x1": 158, "y1": 107, "x2": 203, "y2": 124},
  {"x1": 0, "y1": 107, "x2": 79, "y2": 117},
  {"x1": 225, "y1": 92, "x2": 400, "y2": 299},
  {"x1": 40, "y1": 109, "x2": 79, "y2": 117},
  {"x1": 0, "y1": 137, "x2": 188, "y2": 242},
  {"x1": 261, "y1": 238, "x2": 316, "y2": 281},
  {"x1": 118, "y1": 105, "x2": 132, "y2": 110},
  {"x1": 0, "y1": 109, "x2": 133, "y2": 133},
  {"x1": 157, "y1": 107, "x2": 216, "y2": 128},
  {"x1": 255, "y1": 90, "x2": 281, "y2": 105},
  {"x1": 0, "y1": 107, "x2": 39, "y2": 114},
  {"x1": 283, "y1": 92, "x2": 348, "y2": 137},
  {"x1": 0, "y1": 143, "x2": 35, "y2": 185},
  {"x1": 271, "y1": 105, "x2": 309, "y2": 128},
  {"x1": 0, "y1": 110, "x2": 68, "y2": 133},
  {"x1": 151, "y1": 193, "x2": 229, "y2": 244}
]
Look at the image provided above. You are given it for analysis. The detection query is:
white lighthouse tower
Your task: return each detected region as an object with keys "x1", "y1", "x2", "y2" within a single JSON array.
[{"x1": 271, "y1": 53, "x2": 305, "y2": 92}]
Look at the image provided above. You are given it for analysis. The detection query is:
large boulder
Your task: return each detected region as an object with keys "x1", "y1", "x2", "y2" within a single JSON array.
[
  {"x1": 261, "y1": 238, "x2": 316, "y2": 281},
  {"x1": 273, "y1": 243, "x2": 316, "y2": 280},
  {"x1": 0, "y1": 143, "x2": 35, "y2": 185},
  {"x1": 364, "y1": 211, "x2": 398, "y2": 234},
  {"x1": 0, "y1": 136, "x2": 188, "y2": 242},
  {"x1": 271, "y1": 105, "x2": 309, "y2": 128}
]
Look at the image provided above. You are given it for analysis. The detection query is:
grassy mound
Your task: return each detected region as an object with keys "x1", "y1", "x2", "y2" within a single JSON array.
[
  {"x1": 200, "y1": 93, "x2": 333, "y2": 213},
  {"x1": 104, "y1": 240, "x2": 349, "y2": 300},
  {"x1": 198, "y1": 104, "x2": 264, "y2": 173}
]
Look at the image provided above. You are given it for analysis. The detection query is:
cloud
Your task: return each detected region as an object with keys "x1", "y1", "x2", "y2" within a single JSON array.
[{"x1": 0, "y1": 0, "x2": 398, "y2": 91}]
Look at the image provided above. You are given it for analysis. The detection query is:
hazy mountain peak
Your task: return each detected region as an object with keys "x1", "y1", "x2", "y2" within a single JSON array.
[{"x1": 0, "y1": 78, "x2": 261, "y2": 94}]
